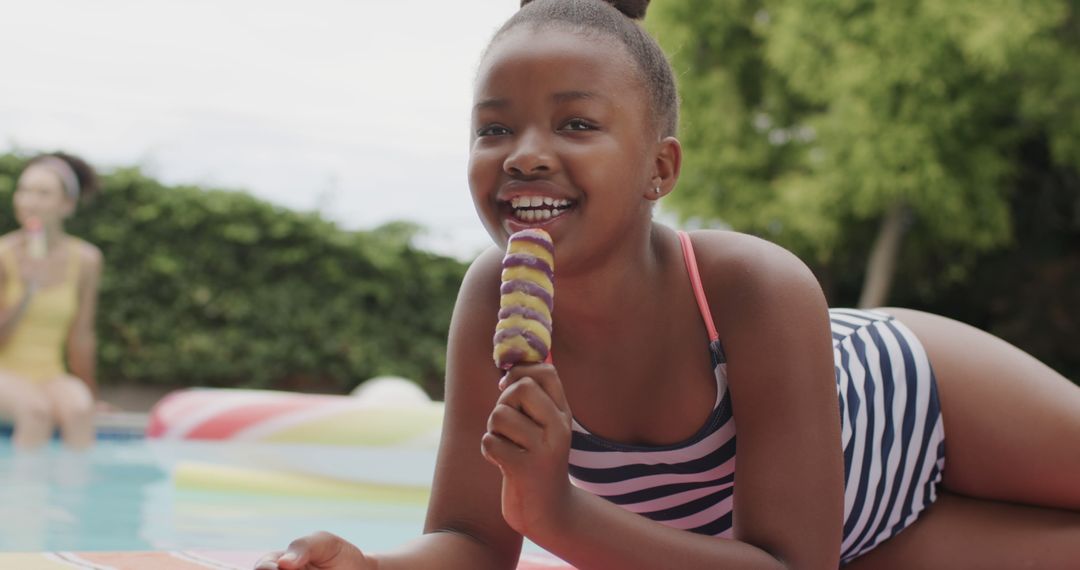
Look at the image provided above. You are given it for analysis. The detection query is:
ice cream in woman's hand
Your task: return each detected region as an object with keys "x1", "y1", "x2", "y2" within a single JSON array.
[
  {"x1": 26, "y1": 218, "x2": 46, "y2": 260},
  {"x1": 493, "y1": 229, "x2": 554, "y2": 370}
]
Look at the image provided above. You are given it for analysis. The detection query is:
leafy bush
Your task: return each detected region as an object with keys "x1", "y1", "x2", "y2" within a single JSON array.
[{"x1": 0, "y1": 154, "x2": 467, "y2": 397}]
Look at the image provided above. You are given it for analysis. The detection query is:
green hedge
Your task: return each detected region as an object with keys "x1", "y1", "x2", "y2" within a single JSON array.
[{"x1": 0, "y1": 154, "x2": 467, "y2": 397}]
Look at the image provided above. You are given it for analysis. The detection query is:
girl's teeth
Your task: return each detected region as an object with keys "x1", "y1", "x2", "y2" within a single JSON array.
[
  {"x1": 509, "y1": 196, "x2": 573, "y2": 222},
  {"x1": 510, "y1": 196, "x2": 569, "y2": 208},
  {"x1": 510, "y1": 208, "x2": 568, "y2": 222}
]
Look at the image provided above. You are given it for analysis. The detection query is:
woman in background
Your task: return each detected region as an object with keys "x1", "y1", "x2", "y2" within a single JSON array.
[{"x1": 0, "y1": 152, "x2": 104, "y2": 450}]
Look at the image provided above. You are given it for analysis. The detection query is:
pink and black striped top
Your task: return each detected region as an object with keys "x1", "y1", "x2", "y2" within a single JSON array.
[
  {"x1": 566, "y1": 231, "x2": 737, "y2": 537},
  {"x1": 565, "y1": 232, "x2": 947, "y2": 563}
]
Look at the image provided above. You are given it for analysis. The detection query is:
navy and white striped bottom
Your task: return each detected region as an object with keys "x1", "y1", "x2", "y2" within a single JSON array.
[{"x1": 831, "y1": 309, "x2": 946, "y2": 563}]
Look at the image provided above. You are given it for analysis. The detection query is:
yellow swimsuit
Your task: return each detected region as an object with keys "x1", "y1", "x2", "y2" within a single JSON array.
[{"x1": 0, "y1": 241, "x2": 80, "y2": 383}]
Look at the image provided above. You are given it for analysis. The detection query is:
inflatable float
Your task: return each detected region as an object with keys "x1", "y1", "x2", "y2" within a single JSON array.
[
  {"x1": 147, "y1": 382, "x2": 443, "y2": 446},
  {"x1": 146, "y1": 382, "x2": 444, "y2": 491}
]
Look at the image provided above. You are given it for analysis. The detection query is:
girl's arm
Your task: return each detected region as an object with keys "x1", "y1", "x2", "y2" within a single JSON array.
[
  {"x1": 699, "y1": 231, "x2": 844, "y2": 568},
  {"x1": 488, "y1": 231, "x2": 843, "y2": 570},
  {"x1": 66, "y1": 243, "x2": 103, "y2": 399},
  {"x1": 369, "y1": 247, "x2": 526, "y2": 570},
  {"x1": 267, "y1": 248, "x2": 521, "y2": 570}
]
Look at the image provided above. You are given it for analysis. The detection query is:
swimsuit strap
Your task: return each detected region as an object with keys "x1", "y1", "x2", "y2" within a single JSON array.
[{"x1": 677, "y1": 231, "x2": 720, "y2": 343}]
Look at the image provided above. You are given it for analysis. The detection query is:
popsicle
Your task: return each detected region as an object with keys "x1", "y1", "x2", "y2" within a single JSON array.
[
  {"x1": 493, "y1": 229, "x2": 554, "y2": 369},
  {"x1": 26, "y1": 217, "x2": 46, "y2": 260}
]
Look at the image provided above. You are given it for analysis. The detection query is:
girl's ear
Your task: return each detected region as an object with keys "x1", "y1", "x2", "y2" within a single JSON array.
[{"x1": 646, "y1": 136, "x2": 682, "y2": 201}]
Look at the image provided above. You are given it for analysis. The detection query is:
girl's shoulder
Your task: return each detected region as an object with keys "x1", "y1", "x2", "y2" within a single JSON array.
[
  {"x1": 462, "y1": 245, "x2": 504, "y2": 293},
  {"x1": 66, "y1": 237, "x2": 103, "y2": 265},
  {"x1": 0, "y1": 234, "x2": 14, "y2": 280},
  {"x1": 468, "y1": 244, "x2": 506, "y2": 273},
  {"x1": 0, "y1": 233, "x2": 19, "y2": 270},
  {"x1": 685, "y1": 229, "x2": 813, "y2": 284},
  {"x1": 455, "y1": 245, "x2": 505, "y2": 321},
  {"x1": 683, "y1": 229, "x2": 825, "y2": 325},
  {"x1": 61, "y1": 237, "x2": 104, "y2": 288},
  {"x1": 0, "y1": 232, "x2": 18, "y2": 253}
]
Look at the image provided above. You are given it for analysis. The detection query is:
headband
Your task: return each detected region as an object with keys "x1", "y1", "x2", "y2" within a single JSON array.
[{"x1": 33, "y1": 156, "x2": 81, "y2": 201}]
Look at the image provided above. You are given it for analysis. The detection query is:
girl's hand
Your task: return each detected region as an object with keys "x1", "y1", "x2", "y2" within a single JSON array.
[
  {"x1": 253, "y1": 531, "x2": 373, "y2": 570},
  {"x1": 481, "y1": 363, "x2": 575, "y2": 538}
]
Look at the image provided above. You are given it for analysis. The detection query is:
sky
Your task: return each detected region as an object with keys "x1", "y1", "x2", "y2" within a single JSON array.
[{"x1": 1, "y1": 0, "x2": 522, "y2": 259}]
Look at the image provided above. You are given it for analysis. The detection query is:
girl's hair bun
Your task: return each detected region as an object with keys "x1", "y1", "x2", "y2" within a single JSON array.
[
  {"x1": 607, "y1": 0, "x2": 649, "y2": 20},
  {"x1": 519, "y1": 0, "x2": 650, "y2": 20}
]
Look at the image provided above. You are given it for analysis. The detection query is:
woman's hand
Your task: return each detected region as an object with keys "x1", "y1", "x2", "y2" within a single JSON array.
[
  {"x1": 20, "y1": 261, "x2": 47, "y2": 295},
  {"x1": 481, "y1": 363, "x2": 576, "y2": 538},
  {"x1": 254, "y1": 531, "x2": 373, "y2": 570}
]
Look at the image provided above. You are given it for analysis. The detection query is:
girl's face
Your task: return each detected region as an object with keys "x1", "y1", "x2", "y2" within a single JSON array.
[
  {"x1": 469, "y1": 27, "x2": 663, "y2": 266},
  {"x1": 14, "y1": 164, "x2": 75, "y2": 228}
]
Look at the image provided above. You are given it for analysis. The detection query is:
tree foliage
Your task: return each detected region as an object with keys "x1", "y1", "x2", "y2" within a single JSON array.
[
  {"x1": 0, "y1": 154, "x2": 467, "y2": 397},
  {"x1": 646, "y1": 1, "x2": 1080, "y2": 379},
  {"x1": 648, "y1": 0, "x2": 1080, "y2": 268}
]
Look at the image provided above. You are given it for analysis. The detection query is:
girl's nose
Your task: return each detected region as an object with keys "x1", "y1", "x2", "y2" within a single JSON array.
[{"x1": 504, "y1": 129, "x2": 554, "y2": 177}]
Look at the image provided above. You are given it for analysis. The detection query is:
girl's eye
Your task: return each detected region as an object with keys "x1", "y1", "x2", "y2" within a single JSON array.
[
  {"x1": 477, "y1": 124, "x2": 511, "y2": 137},
  {"x1": 562, "y1": 118, "x2": 596, "y2": 132}
]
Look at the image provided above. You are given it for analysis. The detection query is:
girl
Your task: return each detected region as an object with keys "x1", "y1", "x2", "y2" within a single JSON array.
[
  {"x1": 0, "y1": 152, "x2": 104, "y2": 450},
  {"x1": 258, "y1": 0, "x2": 1080, "y2": 567}
]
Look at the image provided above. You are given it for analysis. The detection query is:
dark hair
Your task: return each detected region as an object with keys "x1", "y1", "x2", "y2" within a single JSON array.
[
  {"x1": 25, "y1": 151, "x2": 100, "y2": 203},
  {"x1": 491, "y1": 0, "x2": 679, "y2": 137}
]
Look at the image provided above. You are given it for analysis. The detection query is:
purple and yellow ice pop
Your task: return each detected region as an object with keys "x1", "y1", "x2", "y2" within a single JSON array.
[{"x1": 493, "y1": 229, "x2": 554, "y2": 370}]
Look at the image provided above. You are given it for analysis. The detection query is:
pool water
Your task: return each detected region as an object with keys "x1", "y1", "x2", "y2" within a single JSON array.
[{"x1": 0, "y1": 438, "x2": 428, "y2": 552}]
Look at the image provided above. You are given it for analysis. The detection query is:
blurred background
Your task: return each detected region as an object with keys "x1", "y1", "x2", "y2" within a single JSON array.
[{"x1": 1, "y1": 0, "x2": 1077, "y2": 403}]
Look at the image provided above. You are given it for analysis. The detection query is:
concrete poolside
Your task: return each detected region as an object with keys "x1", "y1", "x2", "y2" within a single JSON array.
[{"x1": 99, "y1": 383, "x2": 177, "y2": 414}]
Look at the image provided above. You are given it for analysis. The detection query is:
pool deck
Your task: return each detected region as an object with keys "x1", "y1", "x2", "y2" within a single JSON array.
[
  {"x1": 99, "y1": 383, "x2": 177, "y2": 413},
  {"x1": 0, "y1": 551, "x2": 574, "y2": 569},
  {"x1": 1, "y1": 384, "x2": 164, "y2": 437}
]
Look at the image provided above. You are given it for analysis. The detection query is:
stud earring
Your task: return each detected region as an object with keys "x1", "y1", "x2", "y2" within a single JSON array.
[{"x1": 654, "y1": 187, "x2": 662, "y2": 195}]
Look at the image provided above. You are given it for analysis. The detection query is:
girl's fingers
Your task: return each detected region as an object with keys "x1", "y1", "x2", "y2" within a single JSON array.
[
  {"x1": 253, "y1": 552, "x2": 284, "y2": 570},
  {"x1": 481, "y1": 430, "x2": 508, "y2": 462},
  {"x1": 253, "y1": 550, "x2": 300, "y2": 570},
  {"x1": 488, "y1": 402, "x2": 543, "y2": 450},
  {"x1": 273, "y1": 548, "x2": 306, "y2": 570},
  {"x1": 481, "y1": 430, "x2": 529, "y2": 471},
  {"x1": 500, "y1": 364, "x2": 571, "y2": 414},
  {"x1": 266, "y1": 531, "x2": 345, "y2": 569},
  {"x1": 498, "y1": 376, "x2": 567, "y2": 430}
]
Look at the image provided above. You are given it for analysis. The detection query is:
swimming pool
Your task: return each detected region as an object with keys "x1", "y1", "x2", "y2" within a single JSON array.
[{"x1": 0, "y1": 438, "x2": 429, "y2": 553}]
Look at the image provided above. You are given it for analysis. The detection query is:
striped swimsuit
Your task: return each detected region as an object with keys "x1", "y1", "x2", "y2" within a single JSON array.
[{"x1": 566, "y1": 232, "x2": 946, "y2": 563}]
